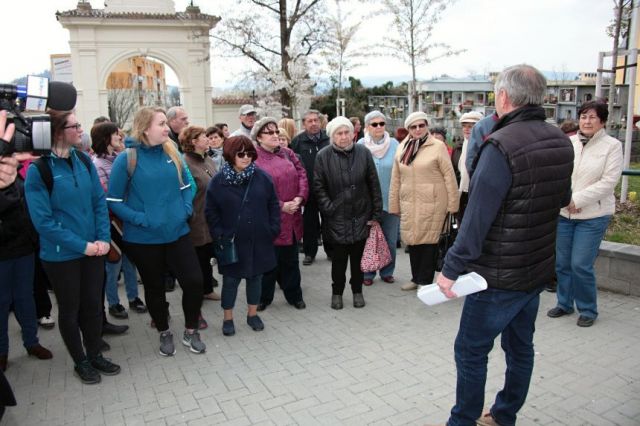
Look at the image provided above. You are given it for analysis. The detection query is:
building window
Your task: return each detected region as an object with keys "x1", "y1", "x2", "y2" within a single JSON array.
[
  {"x1": 584, "y1": 93, "x2": 592, "y2": 102},
  {"x1": 475, "y1": 92, "x2": 485, "y2": 105},
  {"x1": 559, "y1": 88, "x2": 576, "y2": 103},
  {"x1": 434, "y1": 92, "x2": 443, "y2": 104},
  {"x1": 453, "y1": 92, "x2": 463, "y2": 104}
]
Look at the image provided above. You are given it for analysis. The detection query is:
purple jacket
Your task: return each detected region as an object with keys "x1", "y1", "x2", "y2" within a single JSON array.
[
  {"x1": 255, "y1": 145, "x2": 309, "y2": 246},
  {"x1": 92, "y1": 153, "x2": 117, "y2": 189}
]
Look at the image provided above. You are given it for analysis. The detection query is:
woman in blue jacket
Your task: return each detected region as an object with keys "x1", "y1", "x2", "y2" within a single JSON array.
[
  {"x1": 25, "y1": 109, "x2": 119, "y2": 384},
  {"x1": 107, "y1": 107, "x2": 204, "y2": 357},
  {"x1": 205, "y1": 136, "x2": 280, "y2": 337}
]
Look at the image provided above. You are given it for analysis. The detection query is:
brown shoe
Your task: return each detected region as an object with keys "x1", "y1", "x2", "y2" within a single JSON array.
[
  {"x1": 27, "y1": 344, "x2": 53, "y2": 360},
  {"x1": 0, "y1": 355, "x2": 7, "y2": 371},
  {"x1": 477, "y1": 410, "x2": 501, "y2": 426}
]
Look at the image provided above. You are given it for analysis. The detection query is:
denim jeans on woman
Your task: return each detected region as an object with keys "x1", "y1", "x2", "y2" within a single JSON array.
[
  {"x1": 447, "y1": 287, "x2": 542, "y2": 426},
  {"x1": 105, "y1": 254, "x2": 138, "y2": 307},
  {"x1": 555, "y1": 215, "x2": 611, "y2": 320},
  {"x1": 0, "y1": 254, "x2": 40, "y2": 355},
  {"x1": 221, "y1": 275, "x2": 262, "y2": 310},
  {"x1": 363, "y1": 211, "x2": 400, "y2": 281}
]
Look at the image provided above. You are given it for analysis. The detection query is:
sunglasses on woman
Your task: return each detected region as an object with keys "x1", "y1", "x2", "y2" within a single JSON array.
[
  {"x1": 236, "y1": 151, "x2": 256, "y2": 159},
  {"x1": 369, "y1": 122, "x2": 385, "y2": 128},
  {"x1": 409, "y1": 123, "x2": 427, "y2": 130}
]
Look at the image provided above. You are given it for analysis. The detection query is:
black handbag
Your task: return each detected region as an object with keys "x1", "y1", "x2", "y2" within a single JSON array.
[
  {"x1": 435, "y1": 213, "x2": 458, "y2": 272},
  {"x1": 213, "y1": 176, "x2": 253, "y2": 266}
]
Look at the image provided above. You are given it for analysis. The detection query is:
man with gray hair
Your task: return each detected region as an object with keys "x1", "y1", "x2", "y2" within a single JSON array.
[
  {"x1": 230, "y1": 104, "x2": 257, "y2": 137},
  {"x1": 291, "y1": 110, "x2": 331, "y2": 265},
  {"x1": 167, "y1": 106, "x2": 189, "y2": 147},
  {"x1": 432, "y1": 65, "x2": 574, "y2": 426}
]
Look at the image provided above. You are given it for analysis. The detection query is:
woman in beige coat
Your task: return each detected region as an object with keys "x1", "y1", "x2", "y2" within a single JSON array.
[{"x1": 389, "y1": 112, "x2": 459, "y2": 290}]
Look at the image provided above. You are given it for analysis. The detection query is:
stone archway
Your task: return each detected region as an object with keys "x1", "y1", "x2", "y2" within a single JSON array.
[{"x1": 56, "y1": 0, "x2": 219, "y2": 127}]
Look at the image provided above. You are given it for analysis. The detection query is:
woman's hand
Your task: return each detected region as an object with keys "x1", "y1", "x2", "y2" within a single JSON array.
[
  {"x1": 566, "y1": 200, "x2": 581, "y2": 214},
  {"x1": 282, "y1": 201, "x2": 299, "y2": 214},
  {"x1": 84, "y1": 242, "x2": 99, "y2": 256},
  {"x1": 95, "y1": 240, "x2": 110, "y2": 256}
]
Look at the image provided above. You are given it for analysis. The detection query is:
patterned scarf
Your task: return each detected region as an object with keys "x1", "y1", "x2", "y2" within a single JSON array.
[
  {"x1": 400, "y1": 135, "x2": 428, "y2": 165},
  {"x1": 222, "y1": 161, "x2": 256, "y2": 186},
  {"x1": 363, "y1": 132, "x2": 391, "y2": 159}
]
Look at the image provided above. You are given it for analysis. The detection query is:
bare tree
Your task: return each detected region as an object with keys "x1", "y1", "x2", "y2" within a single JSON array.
[
  {"x1": 212, "y1": 0, "x2": 327, "y2": 110},
  {"x1": 320, "y1": 0, "x2": 363, "y2": 114},
  {"x1": 107, "y1": 89, "x2": 139, "y2": 129},
  {"x1": 607, "y1": 0, "x2": 632, "y2": 125},
  {"x1": 379, "y1": 0, "x2": 465, "y2": 111}
]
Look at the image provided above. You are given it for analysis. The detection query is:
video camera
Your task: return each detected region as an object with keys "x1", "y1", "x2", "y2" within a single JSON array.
[{"x1": 0, "y1": 76, "x2": 77, "y2": 156}]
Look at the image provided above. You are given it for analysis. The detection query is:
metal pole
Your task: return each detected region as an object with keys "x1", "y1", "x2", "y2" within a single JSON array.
[
  {"x1": 621, "y1": 0, "x2": 640, "y2": 202},
  {"x1": 596, "y1": 52, "x2": 605, "y2": 99}
]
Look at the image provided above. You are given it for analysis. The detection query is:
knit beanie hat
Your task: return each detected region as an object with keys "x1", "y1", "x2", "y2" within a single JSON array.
[
  {"x1": 459, "y1": 111, "x2": 484, "y2": 124},
  {"x1": 250, "y1": 116, "x2": 279, "y2": 142},
  {"x1": 326, "y1": 116, "x2": 354, "y2": 141},
  {"x1": 404, "y1": 111, "x2": 429, "y2": 129}
]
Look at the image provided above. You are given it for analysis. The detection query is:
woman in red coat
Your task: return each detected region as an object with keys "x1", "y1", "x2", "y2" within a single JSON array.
[{"x1": 252, "y1": 117, "x2": 309, "y2": 311}]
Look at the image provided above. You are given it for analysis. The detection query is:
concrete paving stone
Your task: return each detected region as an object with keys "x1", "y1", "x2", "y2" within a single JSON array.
[
  {"x1": 195, "y1": 396, "x2": 222, "y2": 416},
  {"x1": 218, "y1": 399, "x2": 246, "y2": 419},
  {"x1": 142, "y1": 404, "x2": 181, "y2": 422},
  {"x1": 220, "y1": 415, "x2": 252, "y2": 426},
  {"x1": 176, "y1": 394, "x2": 200, "y2": 412},
  {"x1": 307, "y1": 399, "x2": 347, "y2": 417},
  {"x1": 3, "y1": 248, "x2": 639, "y2": 425},
  {"x1": 186, "y1": 413, "x2": 227, "y2": 425},
  {"x1": 164, "y1": 408, "x2": 204, "y2": 425},
  {"x1": 240, "y1": 401, "x2": 271, "y2": 423},
  {"x1": 334, "y1": 402, "x2": 373, "y2": 420}
]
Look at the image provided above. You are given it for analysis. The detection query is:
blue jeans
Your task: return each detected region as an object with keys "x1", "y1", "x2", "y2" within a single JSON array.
[
  {"x1": 222, "y1": 275, "x2": 262, "y2": 310},
  {"x1": 364, "y1": 211, "x2": 400, "y2": 280},
  {"x1": 0, "y1": 254, "x2": 39, "y2": 354},
  {"x1": 555, "y1": 215, "x2": 610, "y2": 319},
  {"x1": 105, "y1": 254, "x2": 139, "y2": 307},
  {"x1": 447, "y1": 287, "x2": 541, "y2": 426}
]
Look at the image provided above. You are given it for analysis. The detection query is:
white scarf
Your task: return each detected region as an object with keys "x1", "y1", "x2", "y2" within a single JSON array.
[{"x1": 363, "y1": 132, "x2": 391, "y2": 159}]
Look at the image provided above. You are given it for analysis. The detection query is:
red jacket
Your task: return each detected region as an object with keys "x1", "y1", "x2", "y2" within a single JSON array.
[{"x1": 255, "y1": 145, "x2": 309, "y2": 246}]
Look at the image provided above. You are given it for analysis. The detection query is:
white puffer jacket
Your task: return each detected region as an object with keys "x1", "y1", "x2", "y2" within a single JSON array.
[{"x1": 560, "y1": 128, "x2": 623, "y2": 220}]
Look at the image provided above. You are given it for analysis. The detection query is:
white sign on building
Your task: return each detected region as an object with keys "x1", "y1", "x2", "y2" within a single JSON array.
[{"x1": 50, "y1": 54, "x2": 73, "y2": 84}]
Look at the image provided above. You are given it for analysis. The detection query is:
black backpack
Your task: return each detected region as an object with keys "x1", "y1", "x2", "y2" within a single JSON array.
[{"x1": 32, "y1": 152, "x2": 93, "y2": 194}]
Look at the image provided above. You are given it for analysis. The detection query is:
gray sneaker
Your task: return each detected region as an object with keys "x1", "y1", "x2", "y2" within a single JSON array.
[
  {"x1": 159, "y1": 331, "x2": 176, "y2": 356},
  {"x1": 182, "y1": 330, "x2": 206, "y2": 354}
]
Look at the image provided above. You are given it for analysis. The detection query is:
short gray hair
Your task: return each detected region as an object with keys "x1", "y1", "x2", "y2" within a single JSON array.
[
  {"x1": 303, "y1": 109, "x2": 321, "y2": 122},
  {"x1": 494, "y1": 64, "x2": 546, "y2": 107},
  {"x1": 166, "y1": 106, "x2": 184, "y2": 122}
]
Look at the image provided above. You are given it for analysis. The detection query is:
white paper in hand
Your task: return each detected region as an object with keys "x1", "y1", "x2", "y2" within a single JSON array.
[{"x1": 417, "y1": 272, "x2": 488, "y2": 306}]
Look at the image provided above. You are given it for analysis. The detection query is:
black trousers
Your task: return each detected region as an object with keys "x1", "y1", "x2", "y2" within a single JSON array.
[
  {"x1": 42, "y1": 256, "x2": 104, "y2": 364},
  {"x1": 195, "y1": 243, "x2": 215, "y2": 295},
  {"x1": 408, "y1": 244, "x2": 438, "y2": 285},
  {"x1": 302, "y1": 198, "x2": 321, "y2": 258},
  {"x1": 33, "y1": 254, "x2": 52, "y2": 318},
  {"x1": 331, "y1": 239, "x2": 366, "y2": 295},
  {"x1": 457, "y1": 191, "x2": 469, "y2": 225},
  {"x1": 261, "y1": 243, "x2": 303, "y2": 305},
  {"x1": 123, "y1": 234, "x2": 202, "y2": 331}
]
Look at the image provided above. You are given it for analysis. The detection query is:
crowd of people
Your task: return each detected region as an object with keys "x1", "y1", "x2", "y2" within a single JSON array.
[{"x1": 0, "y1": 64, "x2": 625, "y2": 425}]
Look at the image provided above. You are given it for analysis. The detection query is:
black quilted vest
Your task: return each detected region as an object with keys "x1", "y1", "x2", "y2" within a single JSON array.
[{"x1": 468, "y1": 106, "x2": 574, "y2": 291}]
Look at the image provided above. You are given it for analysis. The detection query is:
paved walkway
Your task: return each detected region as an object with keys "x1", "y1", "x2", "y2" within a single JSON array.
[{"x1": 2, "y1": 249, "x2": 639, "y2": 425}]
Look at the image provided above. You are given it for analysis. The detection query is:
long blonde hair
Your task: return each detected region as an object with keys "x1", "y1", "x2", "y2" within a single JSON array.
[
  {"x1": 278, "y1": 118, "x2": 297, "y2": 140},
  {"x1": 132, "y1": 106, "x2": 184, "y2": 185}
]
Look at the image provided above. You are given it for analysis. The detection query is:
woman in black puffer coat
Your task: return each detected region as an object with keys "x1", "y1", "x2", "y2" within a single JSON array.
[{"x1": 313, "y1": 116, "x2": 382, "y2": 310}]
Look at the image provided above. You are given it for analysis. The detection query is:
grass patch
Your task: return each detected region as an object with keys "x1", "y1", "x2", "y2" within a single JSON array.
[{"x1": 606, "y1": 162, "x2": 640, "y2": 245}]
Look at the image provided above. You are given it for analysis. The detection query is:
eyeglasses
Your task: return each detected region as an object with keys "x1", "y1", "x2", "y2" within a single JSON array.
[
  {"x1": 408, "y1": 123, "x2": 427, "y2": 130},
  {"x1": 236, "y1": 151, "x2": 256, "y2": 159},
  {"x1": 260, "y1": 130, "x2": 280, "y2": 136},
  {"x1": 369, "y1": 122, "x2": 385, "y2": 128},
  {"x1": 64, "y1": 123, "x2": 82, "y2": 130}
]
